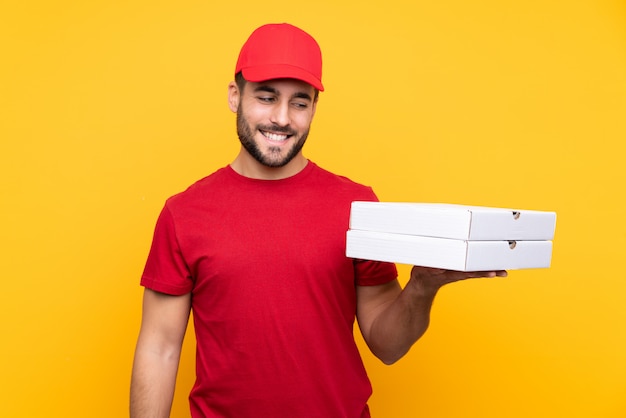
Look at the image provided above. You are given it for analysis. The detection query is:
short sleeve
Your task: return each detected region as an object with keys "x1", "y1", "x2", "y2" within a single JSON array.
[
  {"x1": 140, "y1": 204, "x2": 194, "y2": 295},
  {"x1": 354, "y1": 258, "x2": 398, "y2": 286}
]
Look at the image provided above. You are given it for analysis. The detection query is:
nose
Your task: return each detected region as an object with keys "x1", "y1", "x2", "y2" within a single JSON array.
[{"x1": 269, "y1": 101, "x2": 290, "y2": 127}]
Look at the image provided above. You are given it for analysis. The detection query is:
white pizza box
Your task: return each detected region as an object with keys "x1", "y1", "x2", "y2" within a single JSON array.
[
  {"x1": 349, "y1": 202, "x2": 557, "y2": 241},
  {"x1": 346, "y1": 229, "x2": 553, "y2": 271}
]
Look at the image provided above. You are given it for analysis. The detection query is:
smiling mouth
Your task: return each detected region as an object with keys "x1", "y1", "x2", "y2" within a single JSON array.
[{"x1": 260, "y1": 129, "x2": 291, "y2": 142}]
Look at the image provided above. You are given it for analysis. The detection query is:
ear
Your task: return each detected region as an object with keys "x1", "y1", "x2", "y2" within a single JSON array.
[{"x1": 227, "y1": 81, "x2": 240, "y2": 113}]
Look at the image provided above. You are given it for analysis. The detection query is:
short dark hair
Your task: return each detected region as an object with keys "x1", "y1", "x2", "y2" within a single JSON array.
[{"x1": 235, "y1": 72, "x2": 319, "y2": 102}]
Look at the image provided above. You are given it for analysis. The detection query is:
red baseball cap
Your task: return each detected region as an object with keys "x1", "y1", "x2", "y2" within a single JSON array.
[{"x1": 235, "y1": 23, "x2": 324, "y2": 91}]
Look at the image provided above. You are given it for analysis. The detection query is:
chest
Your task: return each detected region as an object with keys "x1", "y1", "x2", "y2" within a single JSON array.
[{"x1": 177, "y1": 192, "x2": 357, "y2": 318}]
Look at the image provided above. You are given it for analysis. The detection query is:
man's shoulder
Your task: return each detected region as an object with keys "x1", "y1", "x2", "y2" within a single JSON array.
[
  {"x1": 166, "y1": 166, "x2": 231, "y2": 205},
  {"x1": 309, "y1": 162, "x2": 375, "y2": 196}
]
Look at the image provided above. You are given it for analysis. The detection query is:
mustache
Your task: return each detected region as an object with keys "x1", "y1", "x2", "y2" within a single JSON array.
[{"x1": 257, "y1": 124, "x2": 297, "y2": 136}]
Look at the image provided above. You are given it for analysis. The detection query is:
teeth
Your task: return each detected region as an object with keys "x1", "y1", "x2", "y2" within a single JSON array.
[{"x1": 263, "y1": 131, "x2": 288, "y2": 141}]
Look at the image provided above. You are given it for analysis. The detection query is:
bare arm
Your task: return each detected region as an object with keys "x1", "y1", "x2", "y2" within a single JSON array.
[
  {"x1": 357, "y1": 266, "x2": 507, "y2": 365},
  {"x1": 130, "y1": 288, "x2": 191, "y2": 418}
]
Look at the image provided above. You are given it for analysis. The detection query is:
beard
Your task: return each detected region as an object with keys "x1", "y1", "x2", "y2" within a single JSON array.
[{"x1": 236, "y1": 105, "x2": 310, "y2": 168}]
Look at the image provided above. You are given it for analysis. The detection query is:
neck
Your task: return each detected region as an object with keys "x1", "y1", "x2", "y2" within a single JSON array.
[{"x1": 230, "y1": 149, "x2": 308, "y2": 180}]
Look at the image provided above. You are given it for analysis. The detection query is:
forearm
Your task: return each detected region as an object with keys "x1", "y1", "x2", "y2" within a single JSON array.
[
  {"x1": 130, "y1": 342, "x2": 182, "y2": 418},
  {"x1": 362, "y1": 267, "x2": 506, "y2": 364},
  {"x1": 366, "y1": 277, "x2": 437, "y2": 365},
  {"x1": 130, "y1": 289, "x2": 191, "y2": 417}
]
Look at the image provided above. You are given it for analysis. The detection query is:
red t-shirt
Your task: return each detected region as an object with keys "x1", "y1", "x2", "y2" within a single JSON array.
[{"x1": 141, "y1": 162, "x2": 398, "y2": 417}]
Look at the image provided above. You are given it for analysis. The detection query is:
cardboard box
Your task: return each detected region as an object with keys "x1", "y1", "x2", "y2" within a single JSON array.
[
  {"x1": 346, "y1": 230, "x2": 553, "y2": 271},
  {"x1": 349, "y1": 202, "x2": 557, "y2": 241}
]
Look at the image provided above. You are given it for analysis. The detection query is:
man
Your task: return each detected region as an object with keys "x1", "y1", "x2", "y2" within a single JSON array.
[{"x1": 130, "y1": 23, "x2": 506, "y2": 418}]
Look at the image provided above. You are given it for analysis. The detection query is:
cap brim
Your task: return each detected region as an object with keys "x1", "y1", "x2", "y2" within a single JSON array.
[{"x1": 242, "y1": 64, "x2": 324, "y2": 91}]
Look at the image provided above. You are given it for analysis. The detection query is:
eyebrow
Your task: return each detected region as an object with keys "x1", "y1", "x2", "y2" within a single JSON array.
[
  {"x1": 293, "y1": 92, "x2": 313, "y2": 101},
  {"x1": 253, "y1": 85, "x2": 313, "y2": 102}
]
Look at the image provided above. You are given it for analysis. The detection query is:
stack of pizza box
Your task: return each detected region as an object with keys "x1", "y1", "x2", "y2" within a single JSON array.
[{"x1": 346, "y1": 202, "x2": 557, "y2": 271}]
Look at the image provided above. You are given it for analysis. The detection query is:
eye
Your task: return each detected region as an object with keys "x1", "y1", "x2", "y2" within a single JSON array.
[
  {"x1": 257, "y1": 96, "x2": 276, "y2": 103},
  {"x1": 291, "y1": 101, "x2": 309, "y2": 109}
]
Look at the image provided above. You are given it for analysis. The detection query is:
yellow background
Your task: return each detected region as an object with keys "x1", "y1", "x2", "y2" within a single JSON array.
[{"x1": 1, "y1": 1, "x2": 625, "y2": 417}]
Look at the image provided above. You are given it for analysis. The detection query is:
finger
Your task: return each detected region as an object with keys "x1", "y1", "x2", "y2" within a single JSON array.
[{"x1": 465, "y1": 270, "x2": 508, "y2": 278}]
